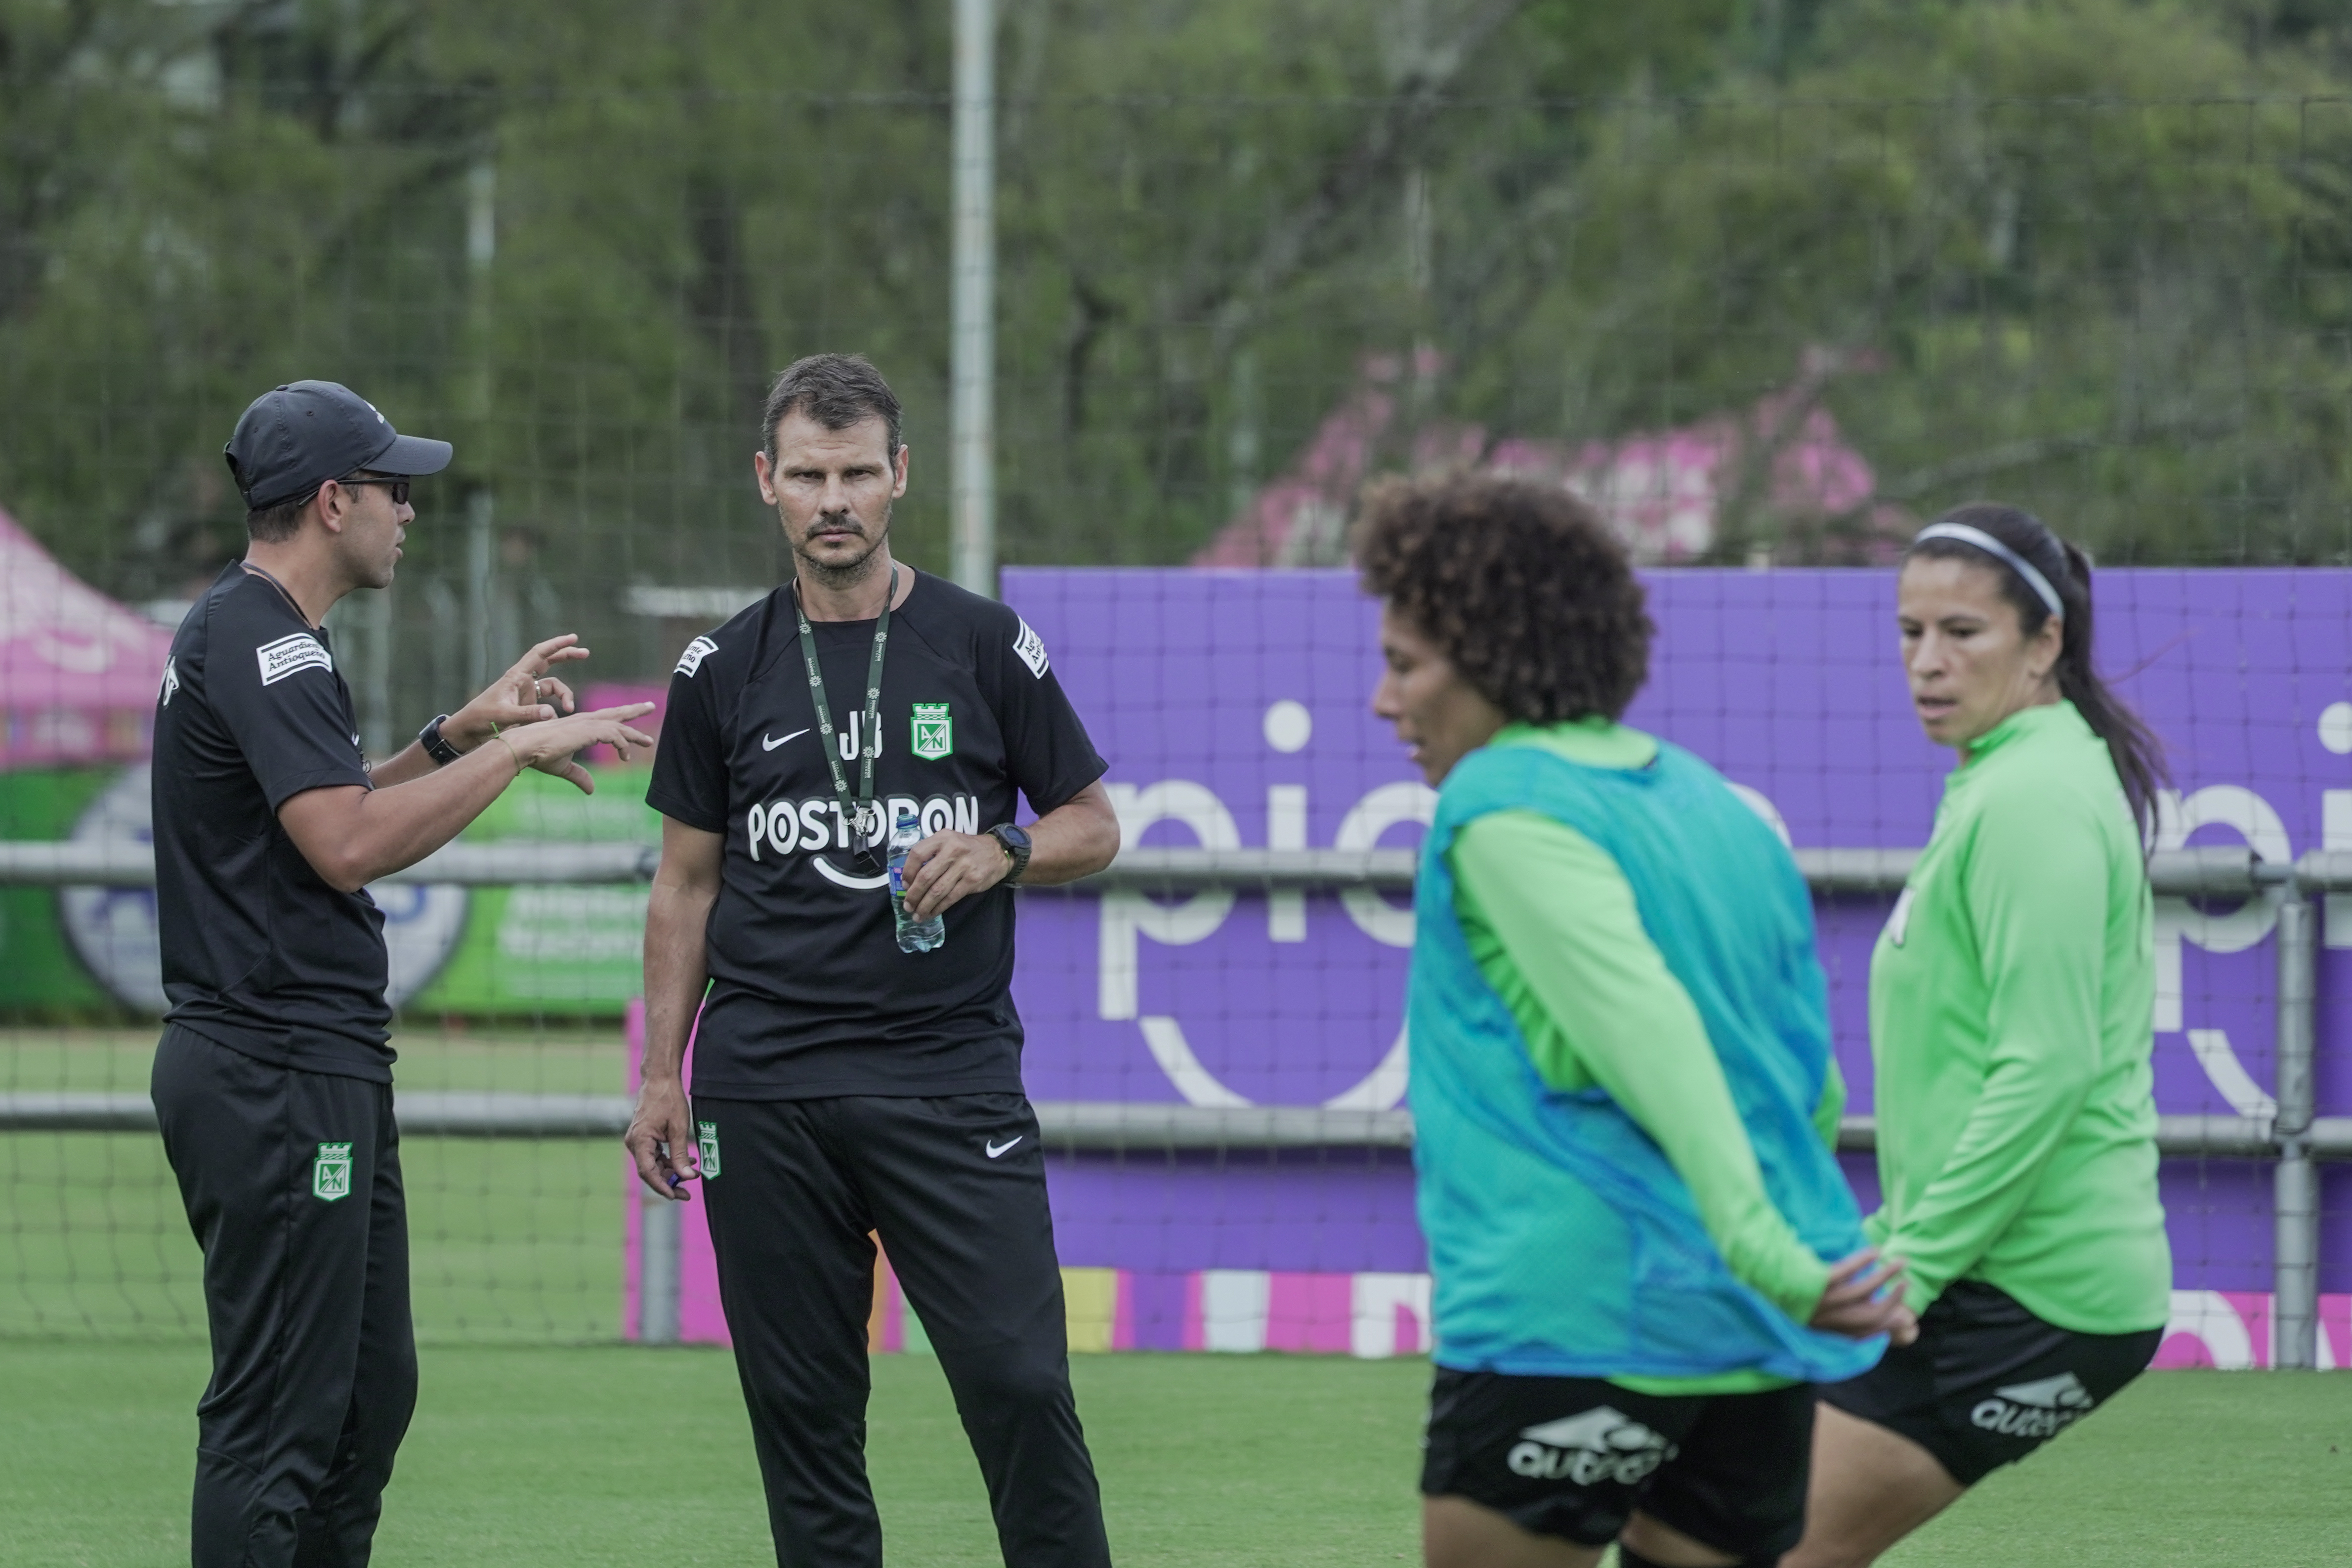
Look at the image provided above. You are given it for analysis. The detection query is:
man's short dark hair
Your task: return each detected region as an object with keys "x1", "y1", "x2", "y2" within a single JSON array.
[
  {"x1": 760, "y1": 354, "x2": 902, "y2": 461},
  {"x1": 247, "y1": 493, "x2": 308, "y2": 544},
  {"x1": 1355, "y1": 472, "x2": 1653, "y2": 724}
]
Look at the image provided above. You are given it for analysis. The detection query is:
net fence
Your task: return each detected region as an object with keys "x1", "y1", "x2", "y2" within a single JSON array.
[
  {"x1": 3, "y1": 62, "x2": 2351, "y2": 1362},
  {"x1": 6, "y1": 571, "x2": 2349, "y2": 1361},
  {"x1": 0, "y1": 1020, "x2": 628, "y2": 1343}
]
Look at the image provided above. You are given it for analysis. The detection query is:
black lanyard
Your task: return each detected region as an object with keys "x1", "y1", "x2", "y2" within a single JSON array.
[
  {"x1": 791, "y1": 566, "x2": 895, "y2": 874},
  {"x1": 240, "y1": 561, "x2": 318, "y2": 629}
]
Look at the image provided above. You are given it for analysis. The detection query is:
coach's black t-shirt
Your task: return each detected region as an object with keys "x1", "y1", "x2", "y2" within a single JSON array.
[
  {"x1": 648, "y1": 570, "x2": 1106, "y2": 1099},
  {"x1": 150, "y1": 563, "x2": 392, "y2": 1080}
]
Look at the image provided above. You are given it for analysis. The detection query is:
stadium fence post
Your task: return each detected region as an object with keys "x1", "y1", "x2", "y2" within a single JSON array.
[
  {"x1": 2272, "y1": 878, "x2": 2319, "y2": 1369},
  {"x1": 949, "y1": 0, "x2": 998, "y2": 596},
  {"x1": 640, "y1": 1189, "x2": 682, "y2": 1346},
  {"x1": 462, "y1": 155, "x2": 500, "y2": 691}
]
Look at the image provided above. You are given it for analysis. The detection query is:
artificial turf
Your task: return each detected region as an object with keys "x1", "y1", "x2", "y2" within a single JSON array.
[
  {"x1": 7, "y1": 1025, "x2": 2349, "y2": 1562},
  {"x1": 3, "y1": 1342, "x2": 2345, "y2": 1567}
]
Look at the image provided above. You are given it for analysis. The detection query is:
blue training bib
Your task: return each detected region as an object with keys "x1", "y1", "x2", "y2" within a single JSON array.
[{"x1": 1409, "y1": 739, "x2": 1883, "y2": 1385}]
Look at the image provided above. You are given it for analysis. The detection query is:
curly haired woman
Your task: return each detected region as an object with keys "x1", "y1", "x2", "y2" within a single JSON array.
[{"x1": 1361, "y1": 473, "x2": 1913, "y2": 1568}]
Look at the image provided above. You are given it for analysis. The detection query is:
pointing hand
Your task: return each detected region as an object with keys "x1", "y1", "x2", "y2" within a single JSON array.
[
  {"x1": 499, "y1": 703, "x2": 657, "y2": 794},
  {"x1": 448, "y1": 635, "x2": 594, "y2": 750}
]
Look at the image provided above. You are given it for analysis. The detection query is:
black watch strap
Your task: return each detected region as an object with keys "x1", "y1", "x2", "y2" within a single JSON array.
[
  {"x1": 419, "y1": 714, "x2": 464, "y2": 767},
  {"x1": 987, "y1": 823, "x2": 1033, "y2": 885}
]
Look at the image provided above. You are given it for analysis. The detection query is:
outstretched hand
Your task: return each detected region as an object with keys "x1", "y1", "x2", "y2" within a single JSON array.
[
  {"x1": 1810, "y1": 1247, "x2": 1919, "y2": 1346},
  {"x1": 447, "y1": 635, "x2": 592, "y2": 749},
  {"x1": 500, "y1": 703, "x2": 657, "y2": 794}
]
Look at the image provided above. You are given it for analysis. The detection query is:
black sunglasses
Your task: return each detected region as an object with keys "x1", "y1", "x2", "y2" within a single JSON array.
[{"x1": 335, "y1": 476, "x2": 412, "y2": 506}]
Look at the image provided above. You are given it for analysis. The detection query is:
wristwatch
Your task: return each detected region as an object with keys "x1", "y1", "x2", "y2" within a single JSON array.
[
  {"x1": 418, "y1": 714, "x2": 464, "y2": 767},
  {"x1": 987, "y1": 822, "x2": 1033, "y2": 885}
]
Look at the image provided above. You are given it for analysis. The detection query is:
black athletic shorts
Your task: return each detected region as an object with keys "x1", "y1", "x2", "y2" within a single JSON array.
[
  {"x1": 1817, "y1": 1279, "x2": 2163, "y2": 1486},
  {"x1": 1420, "y1": 1367, "x2": 1814, "y2": 1558}
]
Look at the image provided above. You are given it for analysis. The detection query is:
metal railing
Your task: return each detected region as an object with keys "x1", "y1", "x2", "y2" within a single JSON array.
[{"x1": 1, "y1": 840, "x2": 2339, "y2": 1362}]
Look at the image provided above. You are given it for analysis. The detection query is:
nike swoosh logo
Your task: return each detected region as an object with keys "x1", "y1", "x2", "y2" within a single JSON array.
[
  {"x1": 985, "y1": 1136, "x2": 1023, "y2": 1159},
  {"x1": 761, "y1": 728, "x2": 808, "y2": 751}
]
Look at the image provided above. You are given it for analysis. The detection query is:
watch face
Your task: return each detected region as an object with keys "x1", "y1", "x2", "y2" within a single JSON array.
[{"x1": 993, "y1": 824, "x2": 1032, "y2": 878}]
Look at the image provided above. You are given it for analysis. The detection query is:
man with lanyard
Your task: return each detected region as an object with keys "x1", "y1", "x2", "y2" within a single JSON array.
[
  {"x1": 151, "y1": 380, "x2": 654, "y2": 1568},
  {"x1": 627, "y1": 354, "x2": 1122, "y2": 1568}
]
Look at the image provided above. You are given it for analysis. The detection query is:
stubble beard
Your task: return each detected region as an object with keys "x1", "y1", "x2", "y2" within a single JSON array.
[
  {"x1": 337, "y1": 521, "x2": 399, "y2": 593},
  {"x1": 367, "y1": 536, "x2": 400, "y2": 591},
  {"x1": 792, "y1": 504, "x2": 892, "y2": 595}
]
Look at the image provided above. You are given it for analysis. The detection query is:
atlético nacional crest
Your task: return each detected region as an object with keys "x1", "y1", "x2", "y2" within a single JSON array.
[
  {"x1": 312, "y1": 1142, "x2": 354, "y2": 1202},
  {"x1": 697, "y1": 1120, "x2": 722, "y2": 1180},
  {"x1": 911, "y1": 702, "x2": 953, "y2": 762}
]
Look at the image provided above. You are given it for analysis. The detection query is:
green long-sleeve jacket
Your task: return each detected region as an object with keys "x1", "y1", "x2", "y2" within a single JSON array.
[{"x1": 1866, "y1": 700, "x2": 2170, "y2": 1332}]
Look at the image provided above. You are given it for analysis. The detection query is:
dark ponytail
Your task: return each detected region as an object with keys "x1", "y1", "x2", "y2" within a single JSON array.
[{"x1": 1907, "y1": 503, "x2": 2168, "y2": 837}]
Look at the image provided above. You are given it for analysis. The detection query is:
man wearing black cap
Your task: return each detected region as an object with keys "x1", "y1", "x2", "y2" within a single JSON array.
[{"x1": 150, "y1": 380, "x2": 655, "y2": 1568}]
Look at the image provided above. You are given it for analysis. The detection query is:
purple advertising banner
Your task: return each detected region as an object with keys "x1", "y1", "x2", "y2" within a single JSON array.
[{"x1": 1001, "y1": 567, "x2": 2352, "y2": 1318}]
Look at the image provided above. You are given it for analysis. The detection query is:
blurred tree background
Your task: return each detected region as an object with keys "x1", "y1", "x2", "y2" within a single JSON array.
[{"x1": 6, "y1": 0, "x2": 2352, "y2": 718}]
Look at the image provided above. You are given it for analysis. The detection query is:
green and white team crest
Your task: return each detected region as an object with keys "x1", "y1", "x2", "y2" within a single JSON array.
[
  {"x1": 911, "y1": 702, "x2": 954, "y2": 761},
  {"x1": 312, "y1": 1143, "x2": 354, "y2": 1202},
  {"x1": 697, "y1": 1120, "x2": 722, "y2": 1180}
]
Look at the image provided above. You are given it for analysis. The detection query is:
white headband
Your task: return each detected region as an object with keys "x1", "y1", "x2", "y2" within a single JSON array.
[{"x1": 1912, "y1": 522, "x2": 2065, "y2": 620}]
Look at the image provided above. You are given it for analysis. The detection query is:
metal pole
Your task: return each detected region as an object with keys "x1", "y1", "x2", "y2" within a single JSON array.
[
  {"x1": 2273, "y1": 883, "x2": 2319, "y2": 1369},
  {"x1": 323, "y1": 594, "x2": 393, "y2": 759},
  {"x1": 357, "y1": 589, "x2": 393, "y2": 757},
  {"x1": 949, "y1": 0, "x2": 997, "y2": 596},
  {"x1": 465, "y1": 492, "x2": 495, "y2": 693},
  {"x1": 464, "y1": 157, "x2": 499, "y2": 690},
  {"x1": 639, "y1": 1192, "x2": 681, "y2": 1347}
]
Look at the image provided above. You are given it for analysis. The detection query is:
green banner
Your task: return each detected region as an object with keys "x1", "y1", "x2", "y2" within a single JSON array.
[
  {"x1": 0, "y1": 763, "x2": 658, "y2": 1019},
  {"x1": 0, "y1": 768, "x2": 118, "y2": 1011},
  {"x1": 405, "y1": 764, "x2": 659, "y2": 1016}
]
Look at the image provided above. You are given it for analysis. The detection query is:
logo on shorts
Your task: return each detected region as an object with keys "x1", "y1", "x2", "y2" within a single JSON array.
[
  {"x1": 312, "y1": 1142, "x2": 354, "y2": 1202},
  {"x1": 697, "y1": 1120, "x2": 722, "y2": 1179},
  {"x1": 911, "y1": 702, "x2": 953, "y2": 761},
  {"x1": 1507, "y1": 1407, "x2": 1679, "y2": 1486},
  {"x1": 159, "y1": 657, "x2": 180, "y2": 708},
  {"x1": 1970, "y1": 1372, "x2": 2096, "y2": 1440}
]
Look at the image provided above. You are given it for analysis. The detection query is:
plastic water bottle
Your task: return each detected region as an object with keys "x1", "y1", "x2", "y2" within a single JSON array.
[{"x1": 888, "y1": 807, "x2": 946, "y2": 953}]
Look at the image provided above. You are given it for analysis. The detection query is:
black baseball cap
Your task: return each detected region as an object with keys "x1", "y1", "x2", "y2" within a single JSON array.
[{"x1": 223, "y1": 380, "x2": 454, "y2": 511}]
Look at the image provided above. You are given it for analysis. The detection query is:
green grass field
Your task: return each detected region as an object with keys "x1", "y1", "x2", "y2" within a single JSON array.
[
  {"x1": 2, "y1": 1345, "x2": 2346, "y2": 1568},
  {"x1": 8, "y1": 1026, "x2": 2352, "y2": 1564}
]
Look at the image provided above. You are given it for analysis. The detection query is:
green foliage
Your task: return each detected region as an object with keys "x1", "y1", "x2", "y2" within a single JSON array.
[
  {"x1": 4, "y1": 0, "x2": 2352, "y2": 715},
  {"x1": 1496, "y1": 0, "x2": 2352, "y2": 563}
]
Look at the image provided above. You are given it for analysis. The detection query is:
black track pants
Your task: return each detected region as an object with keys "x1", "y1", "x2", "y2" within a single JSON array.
[
  {"x1": 152, "y1": 1025, "x2": 417, "y2": 1568},
  {"x1": 695, "y1": 1092, "x2": 1112, "y2": 1568}
]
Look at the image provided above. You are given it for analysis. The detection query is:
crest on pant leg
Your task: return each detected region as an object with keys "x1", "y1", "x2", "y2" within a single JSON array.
[
  {"x1": 312, "y1": 1142, "x2": 354, "y2": 1202},
  {"x1": 697, "y1": 1120, "x2": 721, "y2": 1180}
]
